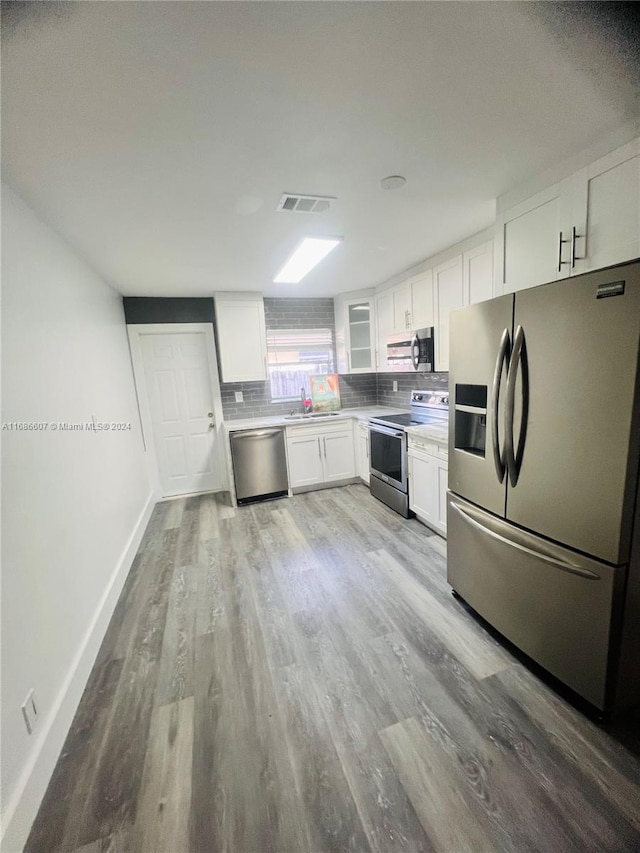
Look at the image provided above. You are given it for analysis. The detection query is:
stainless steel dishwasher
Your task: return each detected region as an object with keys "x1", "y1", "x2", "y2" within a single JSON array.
[{"x1": 229, "y1": 427, "x2": 288, "y2": 504}]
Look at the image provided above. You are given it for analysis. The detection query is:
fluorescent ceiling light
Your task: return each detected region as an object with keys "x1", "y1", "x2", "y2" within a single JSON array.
[{"x1": 273, "y1": 237, "x2": 342, "y2": 284}]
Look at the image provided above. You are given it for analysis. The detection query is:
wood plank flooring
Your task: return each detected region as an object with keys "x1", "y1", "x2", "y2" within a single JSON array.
[{"x1": 25, "y1": 485, "x2": 640, "y2": 853}]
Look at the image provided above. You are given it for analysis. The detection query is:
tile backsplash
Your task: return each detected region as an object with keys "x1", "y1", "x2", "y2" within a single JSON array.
[
  {"x1": 337, "y1": 373, "x2": 378, "y2": 409},
  {"x1": 219, "y1": 296, "x2": 448, "y2": 419},
  {"x1": 264, "y1": 297, "x2": 335, "y2": 333},
  {"x1": 221, "y1": 370, "x2": 448, "y2": 420},
  {"x1": 376, "y1": 372, "x2": 449, "y2": 408},
  {"x1": 221, "y1": 297, "x2": 337, "y2": 419}
]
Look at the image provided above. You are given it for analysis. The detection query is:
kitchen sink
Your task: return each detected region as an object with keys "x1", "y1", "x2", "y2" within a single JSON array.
[{"x1": 284, "y1": 412, "x2": 341, "y2": 420}]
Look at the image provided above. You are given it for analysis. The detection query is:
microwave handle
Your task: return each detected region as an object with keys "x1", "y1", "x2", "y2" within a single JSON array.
[{"x1": 410, "y1": 332, "x2": 419, "y2": 371}]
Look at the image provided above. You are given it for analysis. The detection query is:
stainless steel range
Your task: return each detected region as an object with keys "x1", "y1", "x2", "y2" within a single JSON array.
[{"x1": 369, "y1": 390, "x2": 449, "y2": 517}]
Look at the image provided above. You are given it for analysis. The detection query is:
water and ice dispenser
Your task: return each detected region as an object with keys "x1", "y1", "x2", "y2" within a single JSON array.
[{"x1": 454, "y1": 384, "x2": 487, "y2": 457}]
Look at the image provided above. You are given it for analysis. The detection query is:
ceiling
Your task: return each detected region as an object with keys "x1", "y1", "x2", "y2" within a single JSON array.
[{"x1": 2, "y1": 2, "x2": 639, "y2": 298}]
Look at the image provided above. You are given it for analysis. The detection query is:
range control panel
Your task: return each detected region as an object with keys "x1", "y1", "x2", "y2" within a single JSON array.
[{"x1": 411, "y1": 390, "x2": 449, "y2": 409}]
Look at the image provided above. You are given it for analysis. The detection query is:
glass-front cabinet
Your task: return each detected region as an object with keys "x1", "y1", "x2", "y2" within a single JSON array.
[
  {"x1": 334, "y1": 292, "x2": 376, "y2": 374},
  {"x1": 347, "y1": 301, "x2": 373, "y2": 370}
]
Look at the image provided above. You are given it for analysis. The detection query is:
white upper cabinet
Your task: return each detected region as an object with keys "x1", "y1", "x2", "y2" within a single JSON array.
[
  {"x1": 335, "y1": 293, "x2": 376, "y2": 374},
  {"x1": 433, "y1": 255, "x2": 463, "y2": 371},
  {"x1": 391, "y1": 270, "x2": 434, "y2": 331},
  {"x1": 496, "y1": 137, "x2": 640, "y2": 294},
  {"x1": 409, "y1": 269, "x2": 435, "y2": 328},
  {"x1": 374, "y1": 290, "x2": 393, "y2": 370},
  {"x1": 463, "y1": 240, "x2": 494, "y2": 305},
  {"x1": 573, "y1": 138, "x2": 640, "y2": 274},
  {"x1": 375, "y1": 242, "x2": 489, "y2": 373},
  {"x1": 496, "y1": 180, "x2": 573, "y2": 294},
  {"x1": 392, "y1": 283, "x2": 412, "y2": 331},
  {"x1": 373, "y1": 270, "x2": 435, "y2": 371},
  {"x1": 214, "y1": 292, "x2": 267, "y2": 383}
]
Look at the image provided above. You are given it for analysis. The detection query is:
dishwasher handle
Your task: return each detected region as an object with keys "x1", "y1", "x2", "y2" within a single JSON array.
[{"x1": 232, "y1": 429, "x2": 283, "y2": 440}]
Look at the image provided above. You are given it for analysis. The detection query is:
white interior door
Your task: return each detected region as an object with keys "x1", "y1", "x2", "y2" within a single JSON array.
[{"x1": 139, "y1": 329, "x2": 223, "y2": 497}]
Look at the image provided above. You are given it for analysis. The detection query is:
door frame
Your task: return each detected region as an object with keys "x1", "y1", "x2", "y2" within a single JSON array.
[{"x1": 127, "y1": 322, "x2": 227, "y2": 498}]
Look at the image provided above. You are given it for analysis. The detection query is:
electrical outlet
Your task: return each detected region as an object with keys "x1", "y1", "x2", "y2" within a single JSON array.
[
  {"x1": 21, "y1": 689, "x2": 38, "y2": 735},
  {"x1": 235, "y1": 391, "x2": 243, "y2": 403},
  {"x1": 393, "y1": 380, "x2": 398, "y2": 392}
]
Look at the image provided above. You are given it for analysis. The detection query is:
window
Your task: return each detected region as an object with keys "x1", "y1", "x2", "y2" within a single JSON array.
[{"x1": 267, "y1": 328, "x2": 335, "y2": 400}]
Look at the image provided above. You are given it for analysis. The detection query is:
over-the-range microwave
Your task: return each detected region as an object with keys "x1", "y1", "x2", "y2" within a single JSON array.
[{"x1": 385, "y1": 327, "x2": 435, "y2": 372}]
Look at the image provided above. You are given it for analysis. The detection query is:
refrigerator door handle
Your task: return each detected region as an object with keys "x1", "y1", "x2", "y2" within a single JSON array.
[
  {"x1": 490, "y1": 328, "x2": 510, "y2": 483},
  {"x1": 505, "y1": 324, "x2": 529, "y2": 487},
  {"x1": 449, "y1": 500, "x2": 601, "y2": 580}
]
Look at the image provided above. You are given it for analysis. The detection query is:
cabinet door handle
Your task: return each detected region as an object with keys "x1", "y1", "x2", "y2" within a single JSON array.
[
  {"x1": 323, "y1": 437, "x2": 327, "y2": 458},
  {"x1": 347, "y1": 352, "x2": 351, "y2": 371},
  {"x1": 407, "y1": 310, "x2": 412, "y2": 329},
  {"x1": 317, "y1": 437, "x2": 322, "y2": 462},
  {"x1": 557, "y1": 231, "x2": 570, "y2": 272},
  {"x1": 570, "y1": 225, "x2": 583, "y2": 268}
]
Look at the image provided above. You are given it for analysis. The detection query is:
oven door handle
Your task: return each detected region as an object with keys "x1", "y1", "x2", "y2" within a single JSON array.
[{"x1": 369, "y1": 424, "x2": 405, "y2": 439}]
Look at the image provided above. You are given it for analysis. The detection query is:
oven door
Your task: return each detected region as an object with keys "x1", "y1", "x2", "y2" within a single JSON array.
[{"x1": 369, "y1": 424, "x2": 407, "y2": 492}]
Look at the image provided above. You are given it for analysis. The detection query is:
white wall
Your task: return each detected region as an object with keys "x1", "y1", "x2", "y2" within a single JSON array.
[{"x1": 1, "y1": 184, "x2": 154, "y2": 851}]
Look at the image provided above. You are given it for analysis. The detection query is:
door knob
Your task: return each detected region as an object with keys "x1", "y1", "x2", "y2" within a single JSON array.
[{"x1": 207, "y1": 412, "x2": 214, "y2": 417}]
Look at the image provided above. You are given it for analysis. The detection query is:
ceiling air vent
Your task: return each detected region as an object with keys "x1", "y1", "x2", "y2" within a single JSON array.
[{"x1": 277, "y1": 193, "x2": 335, "y2": 213}]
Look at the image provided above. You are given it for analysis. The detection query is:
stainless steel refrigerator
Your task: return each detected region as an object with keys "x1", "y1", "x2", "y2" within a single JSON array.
[{"x1": 447, "y1": 260, "x2": 640, "y2": 714}]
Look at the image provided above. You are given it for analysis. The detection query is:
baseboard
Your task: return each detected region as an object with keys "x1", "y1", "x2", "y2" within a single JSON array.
[
  {"x1": 0, "y1": 491, "x2": 156, "y2": 853},
  {"x1": 291, "y1": 476, "x2": 360, "y2": 495}
]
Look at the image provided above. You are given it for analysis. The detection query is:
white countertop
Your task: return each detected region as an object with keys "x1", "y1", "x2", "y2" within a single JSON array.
[
  {"x1": 405, "y1": 422, "x2": 449, "y2": 445},
  {"x1": 224, "y1": 407, "x2": 450, "y2": 446},
  {"x1": 222, "y1": 406, "x2": 410, "y2": 432}
]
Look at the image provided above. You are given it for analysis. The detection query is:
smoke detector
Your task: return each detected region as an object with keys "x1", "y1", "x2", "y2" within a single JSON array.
[
  {"x1": 276, "y1": 193, "x2": 335, "y2": 213},
  {"x1": 381, "y1": 175, "x2": 407, "y2": 190}
]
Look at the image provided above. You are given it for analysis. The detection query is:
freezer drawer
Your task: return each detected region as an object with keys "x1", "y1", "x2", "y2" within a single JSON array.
[{"x1": 447, "y1": 492, "x2": 625, "y2": 710}]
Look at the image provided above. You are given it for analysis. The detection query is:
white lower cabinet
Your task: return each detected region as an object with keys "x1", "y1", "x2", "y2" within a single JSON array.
[
  {"x1": 436, "y1": 460, "x2": 448, "y2": 533},
  {"x1": 286, "y1": 422, "x2": 356, "y2": 490},
  {"x1": 357, "y1": 421, "x2": 370, "y2": 484},
  {"x1": 409, "y1": 453, "x2": 437, "y2": 524},
  {"x1": 408, "y1": 436, "x2": 448, "y2": 537},
  {"x1": 287, "y1": 433, "x2": 324, "y2": 489},
  {"x1": 323, "y1": 431, "x2": 357, "y2": 482}
]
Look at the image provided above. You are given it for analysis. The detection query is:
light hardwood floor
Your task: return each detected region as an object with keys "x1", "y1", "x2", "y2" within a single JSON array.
[{"x1": 25, "y1": 485, "x2": 640, "y2": 852}]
